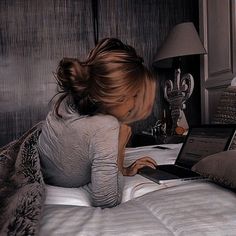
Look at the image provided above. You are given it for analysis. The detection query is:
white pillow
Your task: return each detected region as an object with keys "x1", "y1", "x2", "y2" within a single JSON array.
[{"x1": 45, "y1": 185, "x2": 92, "y2": 207}]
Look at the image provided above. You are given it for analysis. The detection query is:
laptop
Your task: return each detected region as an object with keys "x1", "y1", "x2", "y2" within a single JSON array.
[{"x1": 138, "y1": 124, "x2": 236, "y2": 184}]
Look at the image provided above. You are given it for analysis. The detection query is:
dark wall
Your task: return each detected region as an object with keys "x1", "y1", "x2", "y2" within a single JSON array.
[{"x1": 0, "y1": 0, "x2": 199, "y2": 147}]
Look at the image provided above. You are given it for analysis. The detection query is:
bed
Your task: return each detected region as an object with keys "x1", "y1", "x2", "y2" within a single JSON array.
[
  {"x1": 1, "y1": 124, "x2": 236, "y2": 236},
  {"x1": 39, "y1": 144, "x2": 236, "y2": 236},
  {"x1": 1, "y1": 83, "x2": 236, "y2": 235}
]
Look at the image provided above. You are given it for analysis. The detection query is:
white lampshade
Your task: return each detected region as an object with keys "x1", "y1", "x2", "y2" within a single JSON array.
[{"x1": 154, "y1": 22, "x2": 206, "y2": 63}]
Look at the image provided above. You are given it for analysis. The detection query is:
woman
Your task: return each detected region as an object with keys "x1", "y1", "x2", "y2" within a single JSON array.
[{"x1": 38, "y1": 38, "x2": 157, "y2": 208}]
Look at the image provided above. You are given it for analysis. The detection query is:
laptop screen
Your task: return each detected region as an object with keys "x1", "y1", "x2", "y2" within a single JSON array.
[{"x1": 176, "y1": 125, "x2": 236, "y2": 169}]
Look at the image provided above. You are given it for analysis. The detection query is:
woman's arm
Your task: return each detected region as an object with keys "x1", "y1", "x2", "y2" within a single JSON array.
[
  {"x1": 89, "y1": 117, "x2": 123, "y2": 208},
  {"x1": 89, "y1": 117, "x2": 157, "y2": 208}
]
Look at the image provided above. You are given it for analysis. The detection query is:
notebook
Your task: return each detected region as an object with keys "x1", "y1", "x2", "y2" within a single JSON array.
[{"x1": 138, "y1": 124, "x2": 236, "y2": 184}]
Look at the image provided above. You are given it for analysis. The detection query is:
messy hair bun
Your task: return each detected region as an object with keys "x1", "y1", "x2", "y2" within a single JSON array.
[
  {"x1": 54, "y1": 58, "x2": 98, "y2": 117},
  {"x1": 53, "y1": 38, "x2": 154, "y2": 117}
]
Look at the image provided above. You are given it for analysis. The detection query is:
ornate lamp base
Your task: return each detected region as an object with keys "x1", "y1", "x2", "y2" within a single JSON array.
[{"x1": 164, "y1": 68, "x2": 194, "y2": 135}]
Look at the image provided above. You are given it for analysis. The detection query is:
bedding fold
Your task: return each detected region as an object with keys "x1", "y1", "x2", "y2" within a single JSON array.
[{"x1": 0, "y1": 122, "x2": 46, "y2": 236}]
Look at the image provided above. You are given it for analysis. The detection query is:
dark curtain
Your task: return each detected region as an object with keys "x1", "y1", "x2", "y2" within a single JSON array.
[{"x1": 0, "y1": 0, "x2": 198, "y2": 147}]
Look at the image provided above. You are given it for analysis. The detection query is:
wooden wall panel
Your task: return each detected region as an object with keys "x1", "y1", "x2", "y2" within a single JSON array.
[
  {"x1": 208, "y1": 0, "x2": 232, "y2": 78},
  {"x1": 199, "y1": 0, "x2": 236, "y2": 123},
  {"x1": 208, "y1": 86, "x2": 228, "y2": 122},
  {"x1": 0, "y1": 0, "x2": 198, "y2": 147}
]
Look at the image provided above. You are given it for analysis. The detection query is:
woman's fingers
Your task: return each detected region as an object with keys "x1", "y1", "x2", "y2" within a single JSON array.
[
  {"x1": 124, "y1": 156, "x2": 157, "y2": 176},
  {"x1": 128, "y1": 163, "x2": 155, "y2": 176},
  {"x1": 135, "y1": 156, "x2": 157, "y2": 166},
  {"x1": 136, "y1": 162, "x2": 156, "y2": 170},
  {"x1": 134, "y1": 161, "x2": 156, "y2": 170}
]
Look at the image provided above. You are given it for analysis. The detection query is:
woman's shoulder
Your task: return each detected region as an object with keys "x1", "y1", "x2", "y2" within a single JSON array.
[
  {"x1": 87, "y1": 114, "x2": 120, "y2": 128},
  {"x1": 45, "y1": 100, "x2": 120, "y2": 133},
  {"x1": 72, "y1": 114, "x2": 120, "y2": 139}
]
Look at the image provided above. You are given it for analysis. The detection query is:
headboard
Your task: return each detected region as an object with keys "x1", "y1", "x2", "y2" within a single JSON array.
[
  {"x1": 212, "y1": 78, "x2": 236, "y2": 149},
  {"x1": 212, "y1": 78, "x2": 236, "y2": 124}
]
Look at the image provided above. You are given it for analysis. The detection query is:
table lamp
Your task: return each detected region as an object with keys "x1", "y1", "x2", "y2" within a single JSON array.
[{"x1": 153, "y1": 22, "x2": 206, "y2": 135}]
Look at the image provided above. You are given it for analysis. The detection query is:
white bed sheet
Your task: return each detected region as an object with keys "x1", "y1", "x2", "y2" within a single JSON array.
[
  {"x1": 40, "y1": 143, "x2": 236, "y2": 235},
  {"x1": 45, "y1": 144, "x2": 182, "y2": 207},
  {"x1": 40, "y1": 181, "x2": 236, "y2": 236}
]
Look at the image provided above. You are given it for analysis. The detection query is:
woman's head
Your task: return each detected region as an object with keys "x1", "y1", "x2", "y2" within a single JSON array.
[{"x1": 54, "y1": 38, "x2": 155, "y2": 122}]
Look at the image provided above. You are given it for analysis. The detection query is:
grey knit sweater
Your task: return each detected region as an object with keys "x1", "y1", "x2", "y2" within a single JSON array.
[{"x1": 38, "y1": 99, "x2": 123, "y2": 208}]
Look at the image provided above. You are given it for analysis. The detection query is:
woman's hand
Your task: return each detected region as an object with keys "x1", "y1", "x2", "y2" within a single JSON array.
[{"x1": 123, "y1": 156, "x2": 157, "y2": 176}]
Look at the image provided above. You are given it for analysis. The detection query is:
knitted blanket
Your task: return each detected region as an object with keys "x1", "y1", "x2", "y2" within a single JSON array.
[{"x1": 0, "y1": 122, "x2": 45, "y2": 236}]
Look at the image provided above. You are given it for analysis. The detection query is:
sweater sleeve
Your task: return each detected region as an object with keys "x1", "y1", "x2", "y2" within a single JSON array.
[{"x1": 89, "y1": 116, "x2": 124, "y2": 208}]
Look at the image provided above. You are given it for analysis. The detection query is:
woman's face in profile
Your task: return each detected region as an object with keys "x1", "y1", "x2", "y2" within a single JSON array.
[{"x1": 106, "y1": 93, "x2": 138, "y2": 122}]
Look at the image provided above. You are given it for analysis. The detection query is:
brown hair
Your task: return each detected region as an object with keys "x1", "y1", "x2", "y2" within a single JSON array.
[{"x1": 54, "y1": 38, "x2": 154, "y2": 117}]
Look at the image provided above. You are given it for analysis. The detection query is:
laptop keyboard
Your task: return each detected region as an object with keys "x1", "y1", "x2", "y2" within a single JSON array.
[{"x1": 158, "y1": 165, "x2": 199, "y2": 178}]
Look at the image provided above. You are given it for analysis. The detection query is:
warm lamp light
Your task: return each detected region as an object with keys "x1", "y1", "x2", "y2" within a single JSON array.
[{"x1": 153, "y1": 22, "x2": 206, "y2": 135}]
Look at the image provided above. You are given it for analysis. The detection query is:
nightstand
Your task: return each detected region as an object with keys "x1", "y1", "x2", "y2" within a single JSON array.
[
  {"x1": 163, "y1": 135, "x2": 186, "y2": 144},
  {"x1": 130, "y1": 133, "x2": 186, "y2": 147},
  {"x1": 130, "y1": 133, "x2": 156, "y2": 147}
]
